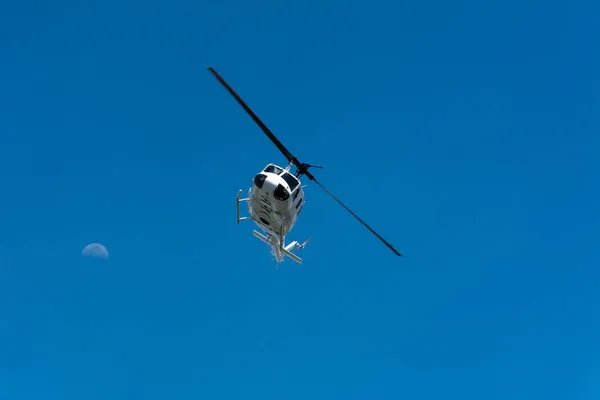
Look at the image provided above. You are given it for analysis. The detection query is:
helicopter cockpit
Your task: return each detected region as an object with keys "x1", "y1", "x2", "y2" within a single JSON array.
[
  {"x1": 263, "y1": 164, "x2": 284, "y2": 175},
  {"x1": 263, "y1": 164, "x2": 300, "y2": 192}
]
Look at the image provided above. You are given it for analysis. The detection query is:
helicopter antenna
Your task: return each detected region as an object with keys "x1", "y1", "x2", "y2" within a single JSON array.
[{"x1": 208, "y1": 67, "x2": 402, "y2": 257}]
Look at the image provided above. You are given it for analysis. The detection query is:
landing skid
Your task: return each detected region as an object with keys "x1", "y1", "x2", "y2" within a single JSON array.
[
  {"x1": 236, "y1": 189, "x2": 250, "y2": 224},
  {"x1": 236, "y1": 189, "x2": 309, "y2": 268}
]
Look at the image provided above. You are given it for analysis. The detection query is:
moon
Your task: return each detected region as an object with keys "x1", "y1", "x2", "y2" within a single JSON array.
[{"x1": 81, "y1": 243, "x2": 109, "y2": 259}]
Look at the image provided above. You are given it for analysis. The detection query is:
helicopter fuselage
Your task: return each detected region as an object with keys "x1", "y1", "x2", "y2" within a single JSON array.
[{"x1": 246, "y1": 163, "x2": 305, "y2": 238}]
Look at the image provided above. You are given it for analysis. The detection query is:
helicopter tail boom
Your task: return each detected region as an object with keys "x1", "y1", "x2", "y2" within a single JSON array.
[{"x1": 252, "y1": 230, "x2": 303, "y2": 265}]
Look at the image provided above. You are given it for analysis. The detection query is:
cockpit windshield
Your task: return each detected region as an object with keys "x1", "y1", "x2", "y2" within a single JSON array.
[
  {"x1": 281, "y1": 172, "x2": 300, "y2": 191},
  {"x1": 264, "y1": 164, "x2": 284, "y2": 175}
]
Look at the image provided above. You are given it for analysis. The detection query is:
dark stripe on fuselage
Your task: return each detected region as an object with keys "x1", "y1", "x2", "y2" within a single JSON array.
[{"x1": 259, "y1": 192, "x2": 272, "y2": 217}]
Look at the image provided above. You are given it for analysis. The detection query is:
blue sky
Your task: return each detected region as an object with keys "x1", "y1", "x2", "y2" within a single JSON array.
[{"x1": 1, "y1": 0, "x2": 599, "y2": 398}]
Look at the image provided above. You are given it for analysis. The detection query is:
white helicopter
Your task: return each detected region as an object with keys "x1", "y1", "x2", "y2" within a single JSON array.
[{"x1": 208, "y1": 67, "x2": 402, "y2": 267}]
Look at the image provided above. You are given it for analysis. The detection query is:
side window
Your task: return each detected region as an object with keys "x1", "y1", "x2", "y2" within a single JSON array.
[
  {"x1": 281, "y1": 172, "x2": 300, "y2": 191},
  {"x1": 296, "y1": 198, "x2": 302, "y2": 209}
]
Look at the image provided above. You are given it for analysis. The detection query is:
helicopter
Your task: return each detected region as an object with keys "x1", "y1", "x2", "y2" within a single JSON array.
[{"x1": 208, "y1": 67, "x2": 402, "y2": 267}]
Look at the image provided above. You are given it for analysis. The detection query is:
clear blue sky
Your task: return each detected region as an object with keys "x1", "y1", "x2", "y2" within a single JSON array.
[{"x1": 1, "y1": 0, "x2": 599, "y2": 398}]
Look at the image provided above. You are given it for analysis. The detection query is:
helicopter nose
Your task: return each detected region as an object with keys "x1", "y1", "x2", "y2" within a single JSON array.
[
  {"x1": 262, "y1": 174, "x2": 280, "y2": 192},
  {"x1": 265, "y1": 175, "x2": 291, "y2": 201},
  {"x1": 254, "y1": 172, "x2": 280, "y2": 193}
]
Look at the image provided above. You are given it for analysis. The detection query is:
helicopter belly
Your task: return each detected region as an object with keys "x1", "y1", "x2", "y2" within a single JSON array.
[{"x1": 247, "y1": 186, "x2": 295, "y2": 236}]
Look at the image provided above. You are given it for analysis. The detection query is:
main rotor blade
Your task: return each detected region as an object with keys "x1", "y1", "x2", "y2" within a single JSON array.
[
  {"x1": 312, "y1": 178, "x2": 403, "y2": 256},
  {"x1": 208, "y1": 67, "x2": 299, "y2": 166}
]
